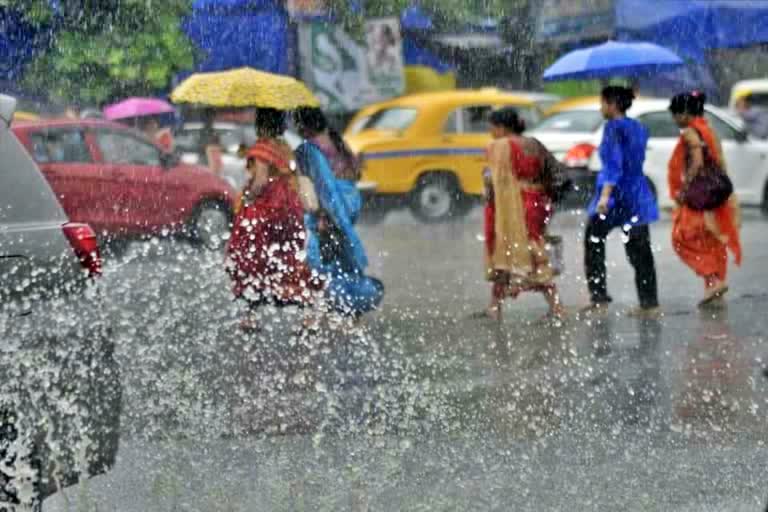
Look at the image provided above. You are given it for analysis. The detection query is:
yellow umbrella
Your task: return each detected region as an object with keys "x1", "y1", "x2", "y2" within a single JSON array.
[
  {"x1": 13, "y1": 111, "x2": 40, "y2": 121},
  {"x1": 170, "y1": 67, "x2": 320, "y2": 109}
]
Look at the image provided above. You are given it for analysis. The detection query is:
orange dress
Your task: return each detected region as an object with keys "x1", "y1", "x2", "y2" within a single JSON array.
[{"x1": 668, "y1": 117, "x2": 741, "y2": 282}]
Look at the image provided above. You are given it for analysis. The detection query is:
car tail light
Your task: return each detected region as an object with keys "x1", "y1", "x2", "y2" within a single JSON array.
[
  {"x1": 62, "y1": 223, "x2": 102, "y2": 277},
  {"x1": 564, "y1": 143, "x2": 596, "y2": 168}
]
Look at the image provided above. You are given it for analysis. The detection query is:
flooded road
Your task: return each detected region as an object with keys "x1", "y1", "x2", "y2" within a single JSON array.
[{"x1": 46, "y1": 208, "x2": 768, "y2": 511}]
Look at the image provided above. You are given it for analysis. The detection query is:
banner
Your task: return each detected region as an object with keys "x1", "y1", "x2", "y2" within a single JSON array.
[{"x1": 299, "y1": 18, "x2": 405, "y2": 112}]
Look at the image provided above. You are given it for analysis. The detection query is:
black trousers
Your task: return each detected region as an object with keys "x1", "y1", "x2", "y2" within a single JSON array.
[{"x1": 584, "y1": 216, "x2": 659, "y2": 309}]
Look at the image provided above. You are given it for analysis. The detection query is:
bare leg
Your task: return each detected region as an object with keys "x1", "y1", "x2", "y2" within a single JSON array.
[
  {"x1": 700, "y1": 274, "x2": 728, "y2": 308},
  {"x1": 542, "y1": 284, "x2": 566, "y2": 318}
]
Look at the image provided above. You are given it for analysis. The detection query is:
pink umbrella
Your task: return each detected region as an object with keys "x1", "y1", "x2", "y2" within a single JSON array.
[{"x1": 103, "y1": 97, "x2": 175, "y2": 121}]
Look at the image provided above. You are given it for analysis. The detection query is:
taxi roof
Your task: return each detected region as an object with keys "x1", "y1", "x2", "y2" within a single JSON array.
[{"x1": 389, "y1": 88, "x2": 535, "y2": 107}]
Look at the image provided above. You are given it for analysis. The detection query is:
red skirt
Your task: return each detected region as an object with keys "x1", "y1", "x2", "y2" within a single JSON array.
[{"x1": 226, "y1": 180, "x2": 321, "y2": 306}]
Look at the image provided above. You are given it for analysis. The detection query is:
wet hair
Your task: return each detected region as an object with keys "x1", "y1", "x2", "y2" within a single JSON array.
[
  {"x1": 293, "y1": 107, "x2": 327, "y2": 135},
  {"x1": 254, "y1": 107, "x2": 286, "y2": 138},
  {"x1": 601, "y1": 86, "x2": 635, "y2": 113},
  {"x1": 138, "y1": 116, "x2": 159, "y2": 130},
  {"x1": 294, "y1": 107, "x2": 356, "y2": 169},
  {"x1": 489, "y1": 107, "x2": 526, "y2": 134},
  {"x1": 669, "y1": 91, "x2": 706, "y2": 116}
]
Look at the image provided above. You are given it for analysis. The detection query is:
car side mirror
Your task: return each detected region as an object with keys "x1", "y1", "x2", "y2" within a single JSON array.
[
  {"x1": 0, "y1": 94, "x2": 17, "y2": 127},
  {"x1": 735, "y1": 129, "x2": 749, "y2": 143}
]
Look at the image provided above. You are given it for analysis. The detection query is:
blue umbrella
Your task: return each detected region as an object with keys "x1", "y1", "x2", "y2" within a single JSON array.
[{"x1": 542, "y1": 40, "x2": 684, "y2": 82}]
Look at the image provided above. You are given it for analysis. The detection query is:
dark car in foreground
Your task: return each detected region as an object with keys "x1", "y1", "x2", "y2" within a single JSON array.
[{"x1": 0, "y1": 95, "x2": 121, "y2": 509}]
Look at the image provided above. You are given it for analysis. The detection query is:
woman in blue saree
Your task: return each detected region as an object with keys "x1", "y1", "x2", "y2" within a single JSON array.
[{"x1": 294, "y1": 109, "x2": 384, "y2": 317}]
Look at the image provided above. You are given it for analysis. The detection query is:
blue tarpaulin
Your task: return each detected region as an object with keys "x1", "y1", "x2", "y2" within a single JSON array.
[
  {"x1": 400, "y1": 6, "x2": 433, "y2": 32},
  {"x1": 183, "y1": 0, "x2": 289, "y2": 75},
  {"x1": 402, "y1": 38, "x2": 453, "y2": 73},
  {"x1": 617, "y1": 0, "x2": 768, "y2": 61},
  {"x1": 0, "y1": 8, "x2": 50, "y2": 82},
  {"x1": 616, "y1": 0, "x2": 768, "y2": 102}
]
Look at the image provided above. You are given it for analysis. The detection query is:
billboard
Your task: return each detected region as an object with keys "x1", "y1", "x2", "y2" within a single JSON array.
[{"x1": 299, "y1": 18, "x2": 405, "y2": 112}]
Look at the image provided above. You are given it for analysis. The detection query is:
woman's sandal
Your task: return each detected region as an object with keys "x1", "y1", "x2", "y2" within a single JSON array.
[
  {"x1": 698, "y1": 285, "x2": 729, "y2": 308},
  {"x1": 470, "y1": 308, "x2": 501, "y2": 322}
]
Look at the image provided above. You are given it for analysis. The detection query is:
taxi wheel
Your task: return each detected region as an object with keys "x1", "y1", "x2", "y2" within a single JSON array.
[{"x1": 410, "y1": 174, "x2": 466, "y2": 223}]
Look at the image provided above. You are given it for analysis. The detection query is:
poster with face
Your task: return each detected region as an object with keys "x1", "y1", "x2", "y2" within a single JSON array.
[
  {"x1": 299, "y1": 18, "x2": 405, "y2": 112},
  {"x1": 364, "y1": 18, "x2": 405, "y2": 92}
]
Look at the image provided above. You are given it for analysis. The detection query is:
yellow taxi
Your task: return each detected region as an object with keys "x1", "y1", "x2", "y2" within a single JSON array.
[
  {"x1": 541, "y1": 95, "x2": 601, "y2": 117},
  {"x1": 345, "y1": 89, "x2": 541, "y2": 222}
]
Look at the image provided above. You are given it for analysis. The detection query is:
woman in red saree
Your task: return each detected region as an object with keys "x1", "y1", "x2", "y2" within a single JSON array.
[
  {"x1": 667, "y1": 91, "x2": 742, "y2": 307},
  {"x1": 481, "y1": 108, "x2": 565, "y2": 321},
  {"x1": 226, "y1": 110, "x2": 321, "y2": 330}
]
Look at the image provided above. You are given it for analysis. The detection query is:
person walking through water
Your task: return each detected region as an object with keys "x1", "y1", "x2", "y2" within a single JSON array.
[
  {"x1": 293, "y1": 109, "x2": 384, "y2": 321},
  {"x1": 582, "y1": 86, "x2": 660, "y2": 317},
  {"x1": 293, "y1": 107, "x2": 362, "y2": 221},
  {"x1": 225, "y1": 108, "x2": 321, "y2": 331},
  {"x1": 479, "y1": 107, "x2": 566, "y2": 322},
  {"x1": 667, "y1": 91, "x2": 742, "y2": 308}
]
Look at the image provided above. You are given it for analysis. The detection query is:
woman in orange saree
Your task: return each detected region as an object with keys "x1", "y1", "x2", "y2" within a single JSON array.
[
  {"x1": 667, "y1": 91, "x2": 742, "y2": 307},
  {"x1": 480, "y1": 108, "x2": 565, "y2": 321}
]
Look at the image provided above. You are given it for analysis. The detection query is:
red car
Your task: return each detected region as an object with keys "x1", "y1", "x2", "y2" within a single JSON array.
[{"x1": 12, "y1": 119, "x2": 236, "y2": 250}]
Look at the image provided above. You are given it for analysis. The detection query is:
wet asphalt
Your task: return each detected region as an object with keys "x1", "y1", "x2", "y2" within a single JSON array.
[{"x1": 45, "y1": 206, "x2": 768, "y2": 511}]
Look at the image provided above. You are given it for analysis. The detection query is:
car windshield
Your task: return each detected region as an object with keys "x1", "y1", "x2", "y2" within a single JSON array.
[
  {"x1": 535, "y1": 110, "x2": 604, "y2": 132},
  {"x1": 361, "y1": 107, "x2": 418, "y2": 131}
]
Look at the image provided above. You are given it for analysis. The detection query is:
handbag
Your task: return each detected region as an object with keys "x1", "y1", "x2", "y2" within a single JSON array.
[{"x1": 682, "y1": 129, "x2": 733, "y2": 211}]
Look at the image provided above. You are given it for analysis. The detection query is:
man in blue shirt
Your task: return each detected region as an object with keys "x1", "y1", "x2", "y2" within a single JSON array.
[{"x1": 583, "y1": 86, "x2": 660, "y2": 316}]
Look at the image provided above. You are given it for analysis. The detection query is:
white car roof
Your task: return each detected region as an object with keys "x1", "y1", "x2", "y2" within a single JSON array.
[
  {"x1": 182, "y1": 122, "x2": 241, "y2": 131},
  {"x1": 542, "y1": 98, "x2": 744, "y2": 129}
]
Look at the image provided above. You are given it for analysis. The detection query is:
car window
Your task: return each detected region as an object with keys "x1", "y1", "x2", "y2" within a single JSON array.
[
  {"x1": 704, "y1": 112, "x2": 738, "y2": 141},
  {"x1": 512, "y1": 106, "x2": 540, "y2": 129},
  {"x1": 174, "y1": 129, "x2": 201, "y2": 153},
  {"x1": 747, "y1": 92, "x2": 768, "y2": 108},
  {"x1": 97, "y1": 130, "x2": 160, "y2": 166},
  {"x1": 362, "y1": 108, "x2": 418, "y2": 131},
  {"x1": 28, "y1": 129, "x2": 92, "y2": 163},
  {"x1": 347, "y1": 115, "x2": 372, "y2": 135},
  {"x1": 535, "y1": 110, "x2": 603, "y2": 133},
  {"x1": 443, "y1": 109, "x2": 460, "y2": 134},
  {"x1": 460, "y1": 105, "x2": 494, "y2": 133},
  {"x1": 636, "y1": 112, "x2": 681, "y2": 138}
]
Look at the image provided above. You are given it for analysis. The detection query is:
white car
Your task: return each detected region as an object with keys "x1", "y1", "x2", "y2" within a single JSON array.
[
  {"x1": 729, "y1": 78, "x2": 768, "y2": 109},
  {"x1": 530, "y1": 98, "x2": 768, "y2": 210}
]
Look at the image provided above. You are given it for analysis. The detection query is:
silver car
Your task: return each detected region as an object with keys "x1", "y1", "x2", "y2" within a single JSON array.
[{"x1": 0, "y1": 95, "x2": 120, "y2": 508}]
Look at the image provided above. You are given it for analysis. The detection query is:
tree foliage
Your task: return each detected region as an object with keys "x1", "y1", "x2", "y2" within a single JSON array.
[{"x1": 2, "y1": 0, "x2": 196, "y2": 105}]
